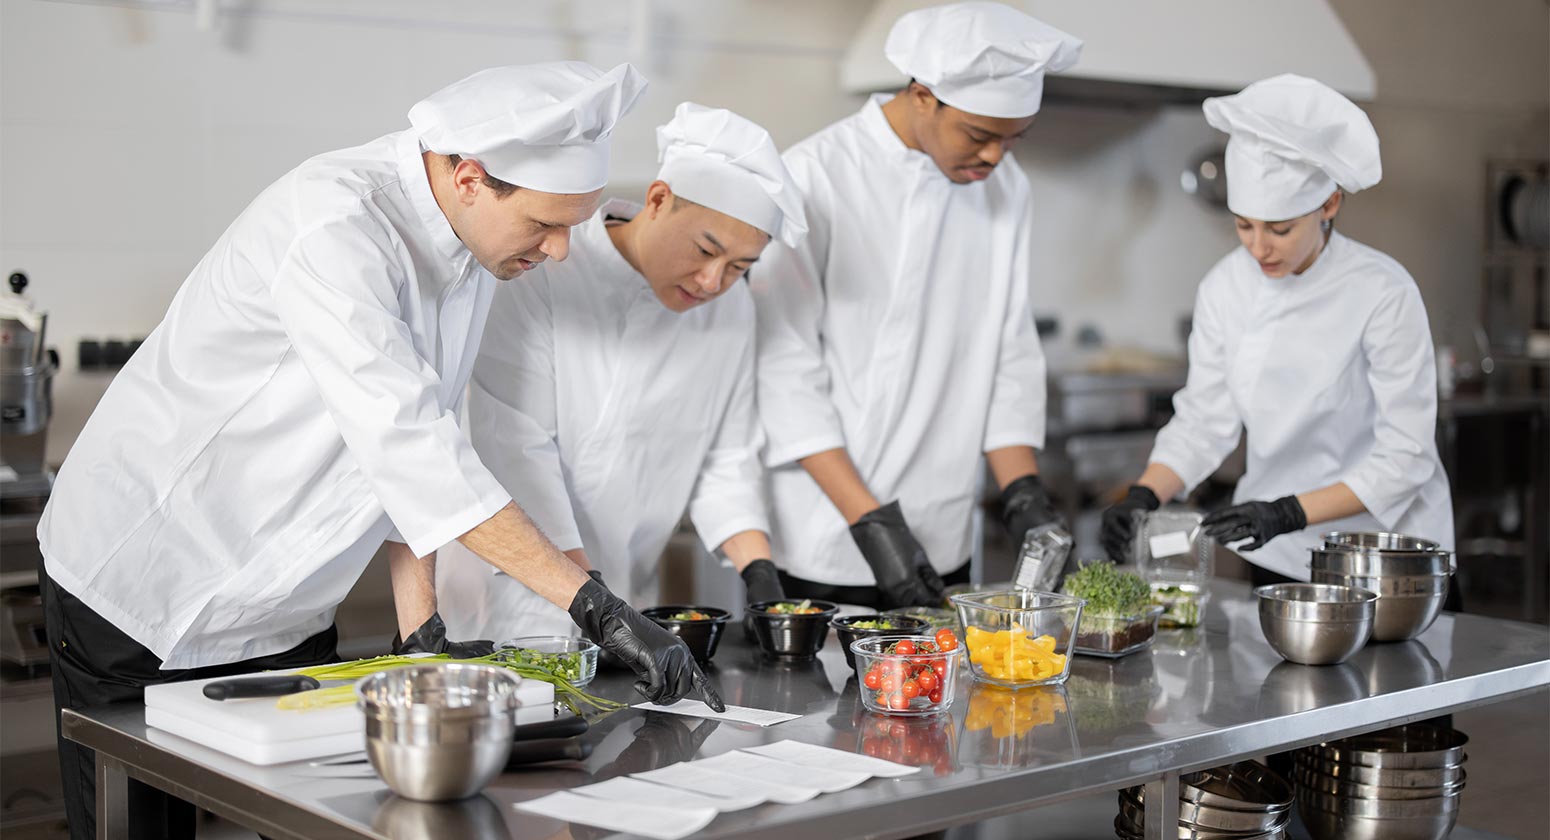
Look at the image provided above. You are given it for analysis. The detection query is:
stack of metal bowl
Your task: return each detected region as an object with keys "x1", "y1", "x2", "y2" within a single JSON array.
[
  {"x1": 1294, "y1": 724, "x2": 1468, "y2": 840},
  {"x1": 1115, "y1": 761, "x2": 1292, "y2": 839},
  {"x1": 355, "y1": 663, "x2": 524, "y2": 801},
  {"x1": 1310, "y1": 532, "x2": 1454, "y2": 642}
]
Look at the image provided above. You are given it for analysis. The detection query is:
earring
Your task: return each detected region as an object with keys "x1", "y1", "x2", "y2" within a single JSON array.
[{"x1": 1321, "y1": 219, "x2": 1332, "y2": 233}]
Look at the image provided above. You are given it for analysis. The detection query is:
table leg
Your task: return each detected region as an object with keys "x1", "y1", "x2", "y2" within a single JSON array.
[
  {"x1": 1143, "y1": 772, "x2": 1179, "y2": 840},
  {"x1": 95, "y1": 755, "x2": 129, "y2": 840}
]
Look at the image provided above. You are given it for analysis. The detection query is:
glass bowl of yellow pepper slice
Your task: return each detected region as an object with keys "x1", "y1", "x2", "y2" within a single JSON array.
[{"x1": 949, "y1": 590, "x2": 1083, "y2": 688}]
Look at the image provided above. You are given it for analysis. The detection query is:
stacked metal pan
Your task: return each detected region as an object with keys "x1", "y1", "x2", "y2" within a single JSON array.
[
  {"x1": 1294, "y1": 724, "x2": 1468, "y2": 840},
  {"x1": 1310, "y1": 532, "x2": 1454, "y2": 641},
  {"x1": 1115, "y1": 761, "x2": 1292, "y2": 839}
]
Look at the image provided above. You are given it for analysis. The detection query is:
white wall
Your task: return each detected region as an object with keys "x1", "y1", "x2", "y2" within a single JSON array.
[
  {"x1": 3, "y1": 0, "x2": 1547, "y2": 464},
  {"x1": 0, "y1": 0, "x2": 872, "y2": 464}
]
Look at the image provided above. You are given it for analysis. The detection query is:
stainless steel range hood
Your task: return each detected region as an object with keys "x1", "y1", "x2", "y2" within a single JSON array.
[{"x1": 841, "y1": 0, "x2": 1377, "y2": 106}]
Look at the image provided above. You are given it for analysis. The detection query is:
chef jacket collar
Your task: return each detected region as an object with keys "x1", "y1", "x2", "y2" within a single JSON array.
[
  {"x1": 858, "y1": 94, "x2": 966, "y2": 183},
  {"x1": 1263, "y1": 230, "x2": 1346, "y2": 292},
  {"x1": 397, "y1": 131, "x2": 471, "y2": 267},
  {"x1": 589, "y1": 198, "x2": 645, "y2": 282}
]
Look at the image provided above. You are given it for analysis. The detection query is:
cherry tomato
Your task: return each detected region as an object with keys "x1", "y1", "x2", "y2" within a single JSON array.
[
  {"x1": 876, "y1": 690, "x2": 890, "y2": 707},
  {"x1": 916, "y1": 669, "x2": 938, "y2": 692},
  {"x1": 935, "y1": 628, "x2": 959, "y2": 651},
  {"x1": 928, "y1": 688, "x2": 943, "y2": 704},
  {"x1": 888, "y1": 693, "x2": 910, "y2": 711},
  {"x1": 882, "y1": 672, "x2": 903, "y2": 692},
  {"x1": 933, "y1": 660, "x2": 949, "y2": 680},
  {"x1": 864, "y1": 670, "x2": 882, "y2": 690},
  {"x1": 895, "y1": 640, "x2": 917, "y2": 655},
  {"x1": 901, "y1": 680, "x2": 921, "y2": 700}
]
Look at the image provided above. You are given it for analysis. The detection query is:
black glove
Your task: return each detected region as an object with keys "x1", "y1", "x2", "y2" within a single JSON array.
[
  {"x1": 567, "y1": 577, "x2": 724, "y2": 711},
  {"x1": 586, "y1": 568, "x2": 606, "y2": 586},
  {"x1": 1202, "y1": 496, "x2": 1307, "y2": 551},
  {"x1": 849, "y1": 501, "x2": 945, "y2": 608},
  {"x1": 1100, "y1": 485, "x2": 1162, "y2": 563},
  {"x1": 740, "y1": 559, "x2": 786, "y2": 604},
  {"x1": 999, "y1": 474, "x2": 1067, "y2": 544},
  {"x1": 393, "y1": 612, "x2": 495, "y2": 659}
]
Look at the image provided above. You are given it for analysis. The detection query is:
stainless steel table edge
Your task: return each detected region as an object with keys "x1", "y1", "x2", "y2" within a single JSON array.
[{"x1": 63, "y1": 707, "x2": 384, "y2": 840}]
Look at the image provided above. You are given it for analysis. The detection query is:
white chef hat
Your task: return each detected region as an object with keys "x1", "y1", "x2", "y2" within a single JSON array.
[
  {"x1": 655, "y1": 102, "x2": 808, "y2": 249},
  {"x1": 1204, "y1": 73, "x2": 1382, "y2": 221},
  {"x1": 409, "y1": 61, "x2": 647, "y2": 194},
  {"x1": 885, "y1": 2, "x2": 1082, "y2": 119}
]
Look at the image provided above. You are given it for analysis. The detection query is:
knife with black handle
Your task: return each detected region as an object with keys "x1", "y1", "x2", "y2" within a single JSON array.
[
  {"x1": 202, "y1": 675, "x2": 320, "y2": 701},
  {"x1": 503, "y1": 736, "x2": 594, "y2": 769}
]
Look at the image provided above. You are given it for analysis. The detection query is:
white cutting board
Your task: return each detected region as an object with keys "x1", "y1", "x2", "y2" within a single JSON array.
[{"x1": 144, "y1": 669, "x2": 555, "y2": 766}]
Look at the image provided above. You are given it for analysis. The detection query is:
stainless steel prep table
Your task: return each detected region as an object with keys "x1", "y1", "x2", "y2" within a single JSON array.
[{"x1": 64, "y1": 580, "x2": 1550, "y2": 840}]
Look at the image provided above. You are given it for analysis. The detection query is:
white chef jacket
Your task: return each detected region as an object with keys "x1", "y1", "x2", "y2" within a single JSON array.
[
  {"x1": 752, "y1": 95, "x2": 1047, "y2": 586},
  {"x1": 437, "y1": 200, "x2": 768, "y2": 641},
  {"x1": 1150, "y1": 231, "x2": 1454, "y2": 580},
  {"x1": 38, "y1": 130, "x2": 512, "y2": 669}
]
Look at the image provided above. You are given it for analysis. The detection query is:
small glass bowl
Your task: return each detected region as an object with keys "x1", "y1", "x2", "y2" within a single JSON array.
[
  {"x1": 851, "y1": 635, "x2": 962, "y2": 717},
  {"x1": 950, "y1": 590, "x2": 1083, "y2": 688},
  {"x1": 495, "y1": 635, "x2": 599, "y2": 687}
]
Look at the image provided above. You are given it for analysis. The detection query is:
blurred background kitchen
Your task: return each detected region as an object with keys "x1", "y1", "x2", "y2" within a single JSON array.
[{"x1": 1, "y1": 0, "x2": 1546, "y2": 837}]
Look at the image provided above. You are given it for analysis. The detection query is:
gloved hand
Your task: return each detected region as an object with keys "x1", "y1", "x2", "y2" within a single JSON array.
[
  {"x1": 1202, "y1": 496, "x2": 1307, "y2": 551},
  {"x1": 567, "y1": 577, "x2": 725, "y2": 711},
  {"x1": 739, "y1": 559, "x2": 786, "y2": 604},
  {"x1": 849, "y1": 501, "x2": 945, "y2": 608},
  {"x1": 999, "y1": 474, "x2": 1067, "y2": 544},
  {"x1": 393, "y1": 612, "x2": 495, "y2": 659},
  {"x1": 1100, "y1": 485, "x2": 1161, "y2": 563}
]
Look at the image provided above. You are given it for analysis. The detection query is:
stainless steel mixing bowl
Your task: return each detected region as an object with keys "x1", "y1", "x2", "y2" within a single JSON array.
[
  {"x1": 356, "y1": 663, "x2": 523, "y2": 801},
  {"x1": 1309, "y1": 569, "x2": 1449, "y2": 642},
  {"x1": 1255, "y1": 584, "x2": 1377, "y2": 665},
  {"x1": 1297, "y1": 789, "x2": 1459, "y2": 840}
]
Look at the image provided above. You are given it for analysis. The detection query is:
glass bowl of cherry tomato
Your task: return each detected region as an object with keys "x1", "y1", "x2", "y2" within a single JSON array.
[{"x1": 851, "y1": 630, "x2": 963, "y2": 717}]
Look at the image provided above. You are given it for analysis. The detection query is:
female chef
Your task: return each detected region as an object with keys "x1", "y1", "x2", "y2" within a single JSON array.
[{"x1": 1101, "y1": 74, "x2": 1454, "y2": 586}]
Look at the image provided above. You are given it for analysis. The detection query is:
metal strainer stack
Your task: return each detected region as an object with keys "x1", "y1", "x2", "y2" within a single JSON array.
[{"x1": 1115, "y1": 760, "x2": 1292, "y2": 839}]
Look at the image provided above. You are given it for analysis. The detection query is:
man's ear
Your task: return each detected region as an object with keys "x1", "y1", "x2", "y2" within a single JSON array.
[
  {"x1": 1321, "y1": 190, "x2": 1343, "y2": 221},
  {"x1": 909, "y1": 81, "x2": 938, "y2": 113},
  {"x1": 450, "y1": 158, "x2": 487, "y2": 204},
  {"x1": 643, "y1": 180, "x2": 674, "y2": 219}
]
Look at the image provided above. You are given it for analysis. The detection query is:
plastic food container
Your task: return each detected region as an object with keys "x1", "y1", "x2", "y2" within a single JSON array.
[
  {"x1": 641, "y1": 606, "x2": 730, "y2": 663},
  {"x1": 495, "y1": 636, "x2": 599, "y2": 687},
  {"x1": 882, "y1": 606, "x2": 959, "y2": 631},
  {"x1": 851, "y1": 635, "x2": 962, "y2": 717},
  {"x1": 1134, "y1": 509, "x2": 1214, "y2": 587},
  {"x1": 1150, "y1": 582, "x2": 1209, "y2": 628},
  {"x1": 747, "y1": 600, "x2": 839, "y2": 660},
  {"x1": 832, "y1": 614, "x2": 930, "y2": 671},
  {"x1": 1073, "y1": 604, "x2": 1166, "y2": 658},
  {"x1": 949, "y1": 590, "x2": 1082, "y2": 688}
]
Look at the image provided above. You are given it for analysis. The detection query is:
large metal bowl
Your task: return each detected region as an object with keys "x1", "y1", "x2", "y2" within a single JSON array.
[
  {"x1": 356, "y1": 664, "x2": 522, "y2": 801},
  {"x1": 1305, "y1": 724, "x2": 1468, "y2": 769},
  {"x1": 1310, "y1": 547, "x2": 1454, "y2": 579},
  {"x1": 1308, "y1": 569, "x2": 1449, "y2": 642},
  {"x1": 1294, "y1": 753, "x2": 1464, "y2": 789},
  {"x1": 1323, "y1": 532, "x2": 1441, "y2": 552},
  {"x1": 1297, "y1": 790, "x2": 1459, "y2": 840},
  {"x1": 1255, "y1": 584, "x2": 1377, "y2": 665},
  {"x1": 1293, "y1": 764, "x2": 1466, "y2": 800}
]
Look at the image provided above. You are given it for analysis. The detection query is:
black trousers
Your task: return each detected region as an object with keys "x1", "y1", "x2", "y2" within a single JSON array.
[
  {"x1": 41, "y1": 566, "x2": 339, "y2": 840},
  {"x1": 779, "y1": 561, "x2": 972, "y2": 610}
]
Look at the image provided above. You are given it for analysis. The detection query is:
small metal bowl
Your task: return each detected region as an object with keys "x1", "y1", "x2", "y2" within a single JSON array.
[
  {"x1": 1255, "y1": 584, "x2": 1377, "y2": 665},
  {"x1": 1323, "y1": 532, "x2": 1442, "y2": 552},
  {"x1": 356, "y1": 664, "x2": 522, "y2": 801}
]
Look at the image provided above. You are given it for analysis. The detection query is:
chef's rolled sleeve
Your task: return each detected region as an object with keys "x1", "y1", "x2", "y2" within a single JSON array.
[
  {"x1": 751, "y1": 170, "x2": 848, "y2": 468},
  {"x1": 270, "y1": 216, "x2": 510, "y2": 558},
  {"x1": 689, "y1": 337, "x2": 771, "y2": 551},
  {"x1": 1340, "y1": 283, "x2": 1440, "y2": 527},
  {"x1": 983, "y1": 199, "x2": 1047, "y2": 452},
  {"x1": 467, "y1": 278, "x2": 585, "y2": 552},
  {"x1": 1149, "y1": 275, "x2": 1244, "y2": 494}
]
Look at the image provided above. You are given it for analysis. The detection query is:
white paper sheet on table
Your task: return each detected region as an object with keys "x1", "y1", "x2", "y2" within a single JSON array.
[
  {"x1": 633, "y1": 699, "x2": 800, "y2": 727},
  {"x1": 572, "y1": 776, "x2": 762, "y2": 813},
  {"x1": 695, "y1": 750, "x2": 871, "y2": 794},
  {"x1": 516, "y1": 790, "x2": 717, "y2": 840},
  {"x1": 635, "y1": 761, "x2": 810, "y2": 805},
  {"x1": 743, "y1": 740, "x2": 921, "y2": 778}
]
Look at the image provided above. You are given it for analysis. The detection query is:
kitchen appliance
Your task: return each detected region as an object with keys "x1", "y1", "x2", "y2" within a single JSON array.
[{"x1": 0, "y1": 273, "x2": 56, "y2": 508}]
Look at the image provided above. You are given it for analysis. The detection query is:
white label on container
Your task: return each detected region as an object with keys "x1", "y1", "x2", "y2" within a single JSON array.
[{"x1": 1149, "y1": 531, "x2": 1192, "y2": 559}]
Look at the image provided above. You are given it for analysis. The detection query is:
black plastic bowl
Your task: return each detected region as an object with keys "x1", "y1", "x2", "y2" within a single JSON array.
[
  {"x1": 642, "y1": 606, "x2": 731, "y2": 664},
  {"x1": 832, "y1": 614, "x2": 931, "y2": 671},
  {"x1": 746, "y1": 600, "x2": 839, "y2": 661}
]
